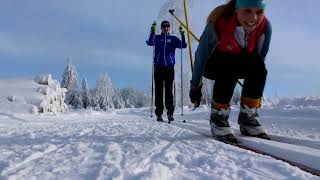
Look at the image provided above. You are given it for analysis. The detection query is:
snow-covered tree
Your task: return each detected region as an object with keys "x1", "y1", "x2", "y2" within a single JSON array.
[
  {"x1": 201, "y1": 78, "x2": 213, "y2": 108},
  {"x1": 231, "y1": 88, "x2": 241, "y2": 105},
  {"x1": 93, "y1": 73, "x2": 115, "y2": 110},
  {"x1": 90, "y1": 89, "x2": 100, "y2": 109},
  {"x1": 119, "y1": 87, "x2": 149, "y2": 108},
  {"x1": 82, "y1": 78, "x2": 91, "y2": 109},
  {"x1": 113, "y1": 88, "x2": 125, "y2": 109},
  {"x1": 121, "y1": 87, "x2": 138, "y2": 108},
  {"x1": 135, "y1": 90, "x2": 148, "y2": 108},
  {"x1": 174, "y1": 64, "x2": 192, "y2": 108},
  {"x1": 69, "y1": 90, "x2": 83, "y2": 109},
  {"x1": 158, "y1": 0, "x2": 194, "y2": 37},
  {"x1": 61, "y1": 57, "x2": 79, "y2": 105}
]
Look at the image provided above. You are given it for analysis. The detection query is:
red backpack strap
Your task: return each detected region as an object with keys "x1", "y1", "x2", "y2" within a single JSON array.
[{"x1": 216, "y1": 15, "x2": 242, "y2": 54}]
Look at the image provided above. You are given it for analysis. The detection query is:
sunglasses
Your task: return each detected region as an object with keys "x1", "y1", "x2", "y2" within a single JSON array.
[{"x1": 161, "y1": 24, "x2": 170, "y2": 28}]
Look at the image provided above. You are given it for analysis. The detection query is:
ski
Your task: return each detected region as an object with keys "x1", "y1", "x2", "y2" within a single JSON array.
[
  {"x1": 171, "y1": 120, "x2": 320, "y2": 176},
  {"x1": 213, "y1": 134, "x2": 239, "y2": 144},
  {"x1": 233, "y1": 141, "x2": 320, "y2": 176},
  {"x1": 211, "y1": 134, "x2": 320, "y2": 176}
]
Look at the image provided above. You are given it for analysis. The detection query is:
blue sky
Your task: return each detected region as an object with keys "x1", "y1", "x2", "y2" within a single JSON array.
[{"x1": 0, "y1": 0, "x2": 319, "y2": 97}]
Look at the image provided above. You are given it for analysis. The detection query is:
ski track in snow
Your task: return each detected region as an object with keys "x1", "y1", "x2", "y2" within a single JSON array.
[{"x1": 0, "y1": 108, "x2": 319, "y2": 179}]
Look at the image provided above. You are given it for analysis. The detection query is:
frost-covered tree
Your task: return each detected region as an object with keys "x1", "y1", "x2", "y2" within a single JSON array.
[
  {"x1": 135, "y1": 90, "x2": 148, "y2": 108},
  {"x1": 201, "y1": 79, "x2": 213, "y2": 107},
  {"x1": 113, "y1": 88, "x2": 125, "y2": 109},
  {"x1": 82, "y1": 78, "x2": 91, "y2": 109},
  {"x1": 119, "y1": 87, "x2": 149, "y2": 108},
  {"x1": 98, "y1": 96, "x2": 108, "y2": 110},
  {"x1": 90, "y1": 89, "x2": 100, "y2": 109},
  {"x1": 231, "y1": 88, "x2": 241, "y2": 105},
  {"x1": 61, "y1": 57, "x2": 79, "y2": 105},
  {"x1": 93, "y1": 73, "x2": 115, "y2": 110},
  {"x1": 174, "y1": 64, "x2": 192, "y2": 108},
  {"x1": 158, "y1": 0, "x2": 194, "y2": 37},
  {"x1": 69, "y1": 90, "x2": 83, "y2": 109},
  {"x1": 120, "y1": 87, "x2": 139, "y2": 108}
]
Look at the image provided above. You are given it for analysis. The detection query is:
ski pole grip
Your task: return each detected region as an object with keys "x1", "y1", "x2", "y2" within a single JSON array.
[{"x1": 169, "y1": 9, "x2": 174, "y2": 14}]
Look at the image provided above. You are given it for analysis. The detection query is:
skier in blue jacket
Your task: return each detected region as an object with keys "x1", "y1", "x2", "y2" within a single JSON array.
[{"x1": 146, "y1": 20, "x2": 187, "y2": 122}]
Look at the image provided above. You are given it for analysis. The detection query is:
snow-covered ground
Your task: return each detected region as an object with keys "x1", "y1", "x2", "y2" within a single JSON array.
[{"x1": 0, "y1": 106, "x2": 320, "y2": 180}]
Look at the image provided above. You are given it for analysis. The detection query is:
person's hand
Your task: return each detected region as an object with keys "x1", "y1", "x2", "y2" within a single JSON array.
[
  {"x1": 179, "y1": 25, "x2": 185, "y2": 35},
  {"x1": 151, "y1": 21, "x2": 157, "y2": 33},
  {"x1": 189, "y1": 81, "x2": 202, "y2": 107}
]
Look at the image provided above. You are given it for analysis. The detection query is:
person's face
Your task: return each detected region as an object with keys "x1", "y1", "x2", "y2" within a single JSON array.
[
  {"x1": 236, "y1": 7, "x2": 264, "y2": 32},
  {"x1": 161, "y1": 25, "x2": 170, "y2": 33}
]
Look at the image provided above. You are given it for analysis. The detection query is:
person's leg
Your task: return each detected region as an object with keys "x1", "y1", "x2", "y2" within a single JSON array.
[
  {"x1": 212, "y1": 78, "x2": 238, "y2": 109},
  {"x1": 241, "y1": 59, "x2": 267, "y2": 105},
  {"x1": 204, "y1": 53, "x2": 239, "y2": 141},
  {"x1": 164, "y1": 67, "x2": 175, "y2": 118},
  {"x1": 210, "y1": 79, "x2": 238, "y2": 138},
  {"x1": 154, "y1": 67, "x2": 164, "y2": 118},
  {"x1": 238, "y1": 59, "x2": 270, "y2": 139}
]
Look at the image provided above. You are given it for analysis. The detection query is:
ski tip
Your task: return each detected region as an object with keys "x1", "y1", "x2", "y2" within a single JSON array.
[
  {"x1": 214, "y1": 134, "x2": 238, "y2": 144},
  {"x1": 225, "y1": 134, "x2": 238, "y2": 144},
  {"x1": 257, "y1": 133, "x2": 271, "y2": 140},
  {"x1": 241, "y1": 130, "x2": 271, "y2": 140}
]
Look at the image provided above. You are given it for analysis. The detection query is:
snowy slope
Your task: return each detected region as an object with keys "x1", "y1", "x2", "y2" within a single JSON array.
[{"x1": 0, "y1": 107, "x2": 319, "y2": 179}]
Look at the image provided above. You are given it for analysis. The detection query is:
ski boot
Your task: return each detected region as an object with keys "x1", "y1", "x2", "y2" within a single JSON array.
[
  {"x1": 238, "y1": 104, "x2": 270, "y2": 140},
  {"x1": 157, "y1": 116, "x2": 164, "y2": 122},
  {"x1": 210, "y1": 108, "x2": 237, "y2": 143},
  {"x1": 168, "y1": 115, "x2": 174, "y2": 123}
]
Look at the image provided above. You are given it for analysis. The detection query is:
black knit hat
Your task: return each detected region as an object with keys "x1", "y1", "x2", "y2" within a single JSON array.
[{"x1": 161, "y1": 21, "x2": 170, "y2": 28}]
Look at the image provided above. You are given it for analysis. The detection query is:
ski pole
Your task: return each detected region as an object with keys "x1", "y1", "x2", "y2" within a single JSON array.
[
  {"x1": 169, "y1": 9, "x2": 200, "y2": 42},
  {"x1": 180, "y1": 34, "x2": 186, "y2": 123},
  {"x1": 183, "y1": 0, "x2": 194, "y2": 72},
  {"x1": 180, "y1": 33, "x2": 184, "y2": 116},
  {"x1": 151, "y1": 64, "x2": 154, "y2": 117},
  {"x1": 174, "y1": 81, "x2": 176, "y2": 108},
  {"x1": 150, "y1": 33, "x2": 155, "y2": 117}
]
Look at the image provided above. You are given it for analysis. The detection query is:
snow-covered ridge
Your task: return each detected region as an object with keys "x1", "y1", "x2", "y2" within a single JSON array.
[
  {"x1": 262, "y1": 96, "x2": 320, "y2": 107},
  {"x1": 0, "y1": 75, "x2": 68, "y2": 114}
]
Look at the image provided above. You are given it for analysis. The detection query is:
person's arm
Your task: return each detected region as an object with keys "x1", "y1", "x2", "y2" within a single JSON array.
[
  {"x1": 191, "y1": 23, "x2": 218, "y2": 87},
  {"x1": 146, "y1": 22, "x2": 157, "y2": 46},
  {"x1": 174, "y1": 34, "x2": 187, "y2": 49},
  {"x1": 258, "y1": 19, "x2": 272, "y2": 61},
  {"x1": 146, "y1": 32, "x2": 156, "y2": 46}
]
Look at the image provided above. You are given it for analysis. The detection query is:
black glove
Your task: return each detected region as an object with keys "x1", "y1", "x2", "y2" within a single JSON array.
[{"x1": 189, "y1": 81, "x2": 202, "y2": 107}]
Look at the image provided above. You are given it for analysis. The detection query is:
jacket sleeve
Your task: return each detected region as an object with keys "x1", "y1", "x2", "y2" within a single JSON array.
[
  {"x1": 191, "y1": 23, "x2": 218, "y2": 87},
  {"x1": 146, "y1": 32, "x2": 156, "y2": 46},
  {"x1": 173, "y1": 34, "x2": 187, "y2": 49},
  {"x1": 259, "y1": 19, "x2": 272, "y2": 61}
]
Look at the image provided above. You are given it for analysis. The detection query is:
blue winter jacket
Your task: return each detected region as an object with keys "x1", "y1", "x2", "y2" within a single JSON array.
[{"x1": 146, "y1": 32, "x2": 187, "y2": 67}]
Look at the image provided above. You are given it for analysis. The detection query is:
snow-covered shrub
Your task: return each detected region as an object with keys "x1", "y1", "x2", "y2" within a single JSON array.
[{"x1": 0, "y1": 75, "x2": 68, "y2": 114}]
